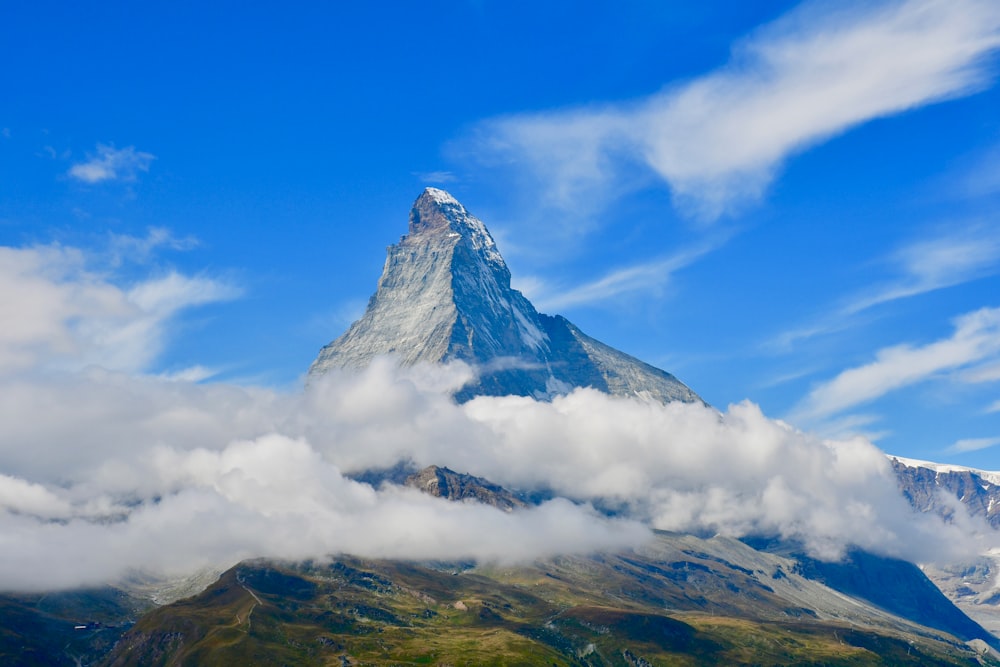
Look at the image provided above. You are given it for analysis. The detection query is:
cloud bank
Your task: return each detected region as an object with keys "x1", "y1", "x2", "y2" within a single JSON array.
[
  {"x1": 469, "y1": 0, "x2": 1000, "y2": 218},
  {"x1": 0, "y1": 239, "x2": 990, "y2": 591},
  {"x1": 0, "y1": 356, "x2": 986, "y2": 591}
]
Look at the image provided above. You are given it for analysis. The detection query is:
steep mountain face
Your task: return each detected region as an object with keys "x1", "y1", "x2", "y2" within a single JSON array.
[
  {"x1": 309, "y1": 188, "x2": 700, "y2": 404},
  {"x1": 890, "y1": 457, "x2": 1000, "y2": 636},
  {"x1": 891, "y1": 457, "x2": 1000, "y2": 529}
]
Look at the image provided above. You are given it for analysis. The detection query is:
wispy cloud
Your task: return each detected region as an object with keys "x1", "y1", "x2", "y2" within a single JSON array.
[
  {"x1": 846, "y1": 223, "x2": 1000, "y2": 314},
  {"x1": 791, "y1": 306, "x2": 1000, "y2": 422},
  {"x1": 519, "y1": 236, "x2": 727, "y2": 312},
  {"x1": 469, "y1": 0, "x2": 1000, "y2": 219},
  {"x1": 961, "y1": 361, "x2": 1000, "y2": 384},
  {"x1": 414, "y1": 170, "x2": 457, "y2": 184},
  {"x1": 988, "y1": 399, "x2": 1000, "y2": 413},
  {"x1": 958, "y1": 141, "x2": 1000, "y2": 199},
  {"x1": 107, "y1": 227, "x2": 199, "y2": 267},
  {"x1": 947, "y1": 436, "x2": 1000, "y2": 453},
  {"x1": 770, "y1": 223, "x2": 1000, "y2": 349},
  {"x1": 806, "y1": 413, "x2": 890, "y2": 443},
  {"x1": 68, "y1": 143, "x2": 155, "y2": 184}
]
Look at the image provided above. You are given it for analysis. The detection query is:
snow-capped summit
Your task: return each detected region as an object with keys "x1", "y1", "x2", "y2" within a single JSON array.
[{"x1": 309, "y1": 188, "x2": 701, "y2": 404}]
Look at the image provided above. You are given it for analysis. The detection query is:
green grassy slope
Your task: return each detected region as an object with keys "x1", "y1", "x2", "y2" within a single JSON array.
[{"x1": 103, "y1": 547, "x2": 996, "y2": 667}]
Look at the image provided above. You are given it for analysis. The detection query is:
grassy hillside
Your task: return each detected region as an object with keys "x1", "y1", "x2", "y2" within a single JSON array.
[{"x1": 104, "y1": 541, "x2": 996, "y2": 666}]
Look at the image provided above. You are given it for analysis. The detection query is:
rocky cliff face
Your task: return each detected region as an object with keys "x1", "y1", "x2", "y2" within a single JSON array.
[
  {"x1": 403, "y1": 465, "x2": 527, "y2": 513},
  {"x1": 891, "y1": 457, "x2": 1000, "y2": 529},
  {"x1": 309, "y1": 188, "x2": 700, "y2": 404}
]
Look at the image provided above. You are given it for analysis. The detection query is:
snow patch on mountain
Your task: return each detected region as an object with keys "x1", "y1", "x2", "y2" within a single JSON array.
[{"x1": 891, "y1": 456, "x2": 1000, "y2": 488}]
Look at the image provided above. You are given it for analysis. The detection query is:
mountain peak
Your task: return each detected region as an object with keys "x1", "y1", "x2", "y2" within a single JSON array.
[
  {"x1": 310, "y1": 191, "x2": 701, "y2": 405},
  {"x1": 420, "y1": 186, "x2": 460, "y2": 207},
  {"x1": 407, "y1": 188, "x2": 506, "y2": 270},
  {"x1": 409, "y1": 187, "x2": 461, "y2": 234}
]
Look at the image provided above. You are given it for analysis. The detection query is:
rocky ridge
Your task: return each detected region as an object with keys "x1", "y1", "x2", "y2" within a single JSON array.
[{"x1": 403, "y1": 464, "x2": 527, "y2": 512}]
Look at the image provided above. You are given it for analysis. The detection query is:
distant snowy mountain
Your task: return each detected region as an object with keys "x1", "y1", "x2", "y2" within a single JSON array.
[
  {"x1": 891, "y1": 456, "x2": 1000, "y2": 529},
  {"x1": 309, "y1": 188, "x2": 700, "y2": 404}
]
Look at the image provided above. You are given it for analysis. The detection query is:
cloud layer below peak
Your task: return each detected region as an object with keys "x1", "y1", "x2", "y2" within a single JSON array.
[
  {"x1": 0, "y1": 238, "x2": 992, "y2": 591},
  {"x1": 0, "y1": 354, "x2": 986, "y2": 591}
]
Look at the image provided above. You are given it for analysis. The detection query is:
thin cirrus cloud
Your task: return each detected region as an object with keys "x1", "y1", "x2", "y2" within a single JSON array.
[
  {"x1": 769, "y1": 223, "x2": 1000, "y2": 350},
  {"x1": 107, "y1": 227, "x2": 199, "y2": 267},
  {"x1": 958, "y1": 141, "x2": 1000, "y2": 199},
  {"x1": 844, "y1": 224, "x2": 1000, "y2": 315},
  {"x1": 68, "y1": 143, "x2": 155, "y2": 184},
  {"x1": 518, "y1": 236, "x2": 725, "y2": 312},
  {"x1": 790, "y1": 306, "x2": 1000, "y2": 422},
  {"x1": 414, "y1": 170, "x2": 457, "y2": 184},
  {"x1": 947, "y1": 436, "x2": 1000, "y2": 453},
  {"x1": 469, "y1": 0, "x2": 1000, "y2": 219}
]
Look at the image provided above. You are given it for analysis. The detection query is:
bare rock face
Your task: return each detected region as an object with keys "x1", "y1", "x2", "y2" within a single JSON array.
[
  {"x1": 309, "y1": 188, "x2": 701, "y2": 404},
  {"x1": 890, "y1": 457, "x2": 1000, "y2": 528},
  {"x1": 403, "y1": 465, "x2": 527, "y2": 513}
]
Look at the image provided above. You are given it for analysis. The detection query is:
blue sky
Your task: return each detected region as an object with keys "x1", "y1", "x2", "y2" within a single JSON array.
[{"x1": 3, "y1": 0, "x2": 1000, "y2": 468}]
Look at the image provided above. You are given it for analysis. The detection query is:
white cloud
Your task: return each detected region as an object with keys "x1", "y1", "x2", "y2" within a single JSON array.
[
  {"x1": 846, "y1": 224, "x2": 1000, "y2": 314},
  {"x1": 792, "y1": 306, "x2": 1000, "y2": 421},
  {"x1": 470, "y1": 0, "x2": 1000, "y2": 219},
  {"x1": 520, "y1": 238, "x2": 724, "y2": 312},
  {"x1": 0, "y1": 356, "x2": 985, "y2": 590},
  {"x1": 107, "y1": 227, "x2": 199, "y2": 266},
  {"x1": 962, "y1": 361, "x2": 1000, "y2": 383},
  {"x1": 68, "y1": 144, "x2": 155, "y2": 184},
  {"x1": 768, "y1": 223, "x2": 1000, "y2": 351},
  {"x1": 0, "y1": 244, "x2": 239, "y2": 374},
  {"x1": 0, "y1": 240, "x2": 992, "y2": 591},
  {"x1": 947, "y1": 436, "x2": 1000, "y2": 453},
  {"x1": 414, "y1": 170, "x2": 457, "y2": 184},
  {"x1": 959, "y1": 141, "x2": 1000, "y2": 199},
  {"x1": 988, "y1": 399, "x2": 1000, "y2": 413}
]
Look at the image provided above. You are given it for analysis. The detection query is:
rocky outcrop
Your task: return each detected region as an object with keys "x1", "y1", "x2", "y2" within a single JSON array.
[{"x1": 403, "y1": 465, "x2": 527, "y2": 512}]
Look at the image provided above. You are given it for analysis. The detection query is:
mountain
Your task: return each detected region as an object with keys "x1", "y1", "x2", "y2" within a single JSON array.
[
  {"x1": 891, "y1": 457, "x2": 1000, "y2": 529},
  {"x1": 103, "y1": 533, "x2": 999, "y2": 666},
  {"x1": 96, "y1": 467, "x2": 1000, "y2": 666},
  {"x1": 890, "y1": 457, "x2": 1000, "y2": 637},
  {"x1": 9, "y1": 190, "x2": 1000, "y2": 665},
  {"x1": 403, "y1": 464, "x2": 528, "y2": 512},
  {"x1": 309, "y1": 188, "x2": 701, "y2": 404}
]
